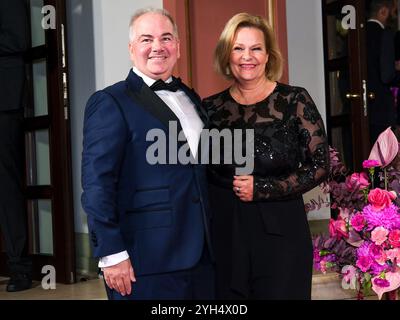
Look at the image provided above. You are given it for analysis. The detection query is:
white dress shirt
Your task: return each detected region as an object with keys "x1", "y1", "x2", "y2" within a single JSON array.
[{"x1": 98, "y1": 67, "x2": 204, "y2": 268}]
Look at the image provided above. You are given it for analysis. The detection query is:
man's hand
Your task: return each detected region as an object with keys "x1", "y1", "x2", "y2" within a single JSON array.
[
  {"x1": 102, "y1": 258, "x2": 136, "y2": 296},
  {"x1": 233, "y1": 175, "x2": 254, "y2": 202}
]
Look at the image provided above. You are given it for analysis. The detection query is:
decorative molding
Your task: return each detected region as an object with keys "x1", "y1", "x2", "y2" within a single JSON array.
[
  {"x1": 267, "y1": 0, "x2": 275, "y2": 29},
  {"x1": 184, "y1": 0, "x2": 192, "y2": 86}
]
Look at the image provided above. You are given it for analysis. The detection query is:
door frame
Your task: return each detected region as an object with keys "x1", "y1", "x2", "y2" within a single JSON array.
[
  {"x1": 0, "y1": 0, "x2": 75, "y2": 284},
  {"x1": 322, "y1": 0, "x2": 370, "y2": 172}
]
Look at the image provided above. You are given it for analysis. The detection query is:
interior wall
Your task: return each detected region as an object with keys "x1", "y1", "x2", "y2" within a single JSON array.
[
  {"x1": 67, "y1": 0, "x2": 162, "y2": 235},
  {"x1": 286, "y1": 0, "x2": 330, "y2": 221},
  {"x1": 286, "y1": 0, "x2": 326, "y2": 124}
]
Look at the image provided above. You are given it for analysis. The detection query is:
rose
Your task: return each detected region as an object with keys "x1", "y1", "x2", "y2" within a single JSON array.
[
  {"x1": 329, "y1": 216, "x2": 348, "y2": 240},
  {"x1": 345, "y1": 172, "x2": 370, "y2": 191},
  {"x1": 371, "y1": 226, "x2": 389, "y2": 246},
  {"x1": 388, "y1": 229, "x2": 400, "y2": 248},
  {"x1": 368, "y1": 188, "x2": 396, "y2": 211}
]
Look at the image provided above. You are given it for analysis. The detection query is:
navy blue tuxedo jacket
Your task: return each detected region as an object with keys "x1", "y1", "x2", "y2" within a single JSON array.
[{"x1": 81, "y1": 70, "x2": 212, "y2": 276}]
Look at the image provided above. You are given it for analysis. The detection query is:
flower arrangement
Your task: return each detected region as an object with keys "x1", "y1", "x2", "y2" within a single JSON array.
[{"x1": 313, "y1": 127, "x2": 400, "y2": 300}]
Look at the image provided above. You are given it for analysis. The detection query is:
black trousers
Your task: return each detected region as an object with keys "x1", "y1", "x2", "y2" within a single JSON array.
[
  {"x1": 209, "y1": 183, "x2": 313, "y2": 300},
  {"x1": 104, "y1": 244, "x2": 215, "y2": 300},
  {"x1": 0, "y1": 109, "x2": 31, "y2": 275}
]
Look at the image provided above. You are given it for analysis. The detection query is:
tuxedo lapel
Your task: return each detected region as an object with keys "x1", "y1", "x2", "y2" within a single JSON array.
[{"x1": 125, "y1": 70, "x2": 184, "y2": 135}]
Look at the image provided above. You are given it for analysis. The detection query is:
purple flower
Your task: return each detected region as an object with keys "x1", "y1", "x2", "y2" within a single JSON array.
[
  {"x1": 370, "y1": 262, "x2": 388, "y2": 276},
  {"x1": 362, "y1": 204, "x2": 400, "y2": 230},
  {"x1": 373, "y1": 278, "x2": 390, "y2": 288}
]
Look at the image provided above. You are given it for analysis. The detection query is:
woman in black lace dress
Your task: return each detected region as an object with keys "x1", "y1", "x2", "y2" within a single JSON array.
[{"x1": 202, "y1": 13, "x2": 329, "y2": 299}]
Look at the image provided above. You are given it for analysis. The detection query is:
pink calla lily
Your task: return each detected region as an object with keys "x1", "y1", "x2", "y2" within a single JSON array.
[
  {"x1": 368, "y1": 127, "x2": 399, "y2": 167},
  {"x1": 372, "y1": 270, "x2": 400, "y2": 300}
]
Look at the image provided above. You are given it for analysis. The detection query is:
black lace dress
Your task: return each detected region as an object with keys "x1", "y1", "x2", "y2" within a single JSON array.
[{"x1": 202, "y1": 82, "x2": 329, "y2": 299}]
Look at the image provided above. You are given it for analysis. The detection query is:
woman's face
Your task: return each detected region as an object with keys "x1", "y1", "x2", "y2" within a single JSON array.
[{"x1": 229, "y1": 27, "x2": 269, "y2": 84}]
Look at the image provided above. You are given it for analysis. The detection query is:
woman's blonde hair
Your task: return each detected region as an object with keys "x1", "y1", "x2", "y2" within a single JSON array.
[{"x1": 214, "y1": 12, "x2": 283, "y2": 81}]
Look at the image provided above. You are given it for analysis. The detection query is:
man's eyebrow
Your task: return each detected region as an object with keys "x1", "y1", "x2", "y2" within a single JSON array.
[
  {"x1": 138, "y1": 34, "x2": 153, "y2": 39},
  {"x1": 139, "y1": 32, "x2": 174, "y2": 39}
]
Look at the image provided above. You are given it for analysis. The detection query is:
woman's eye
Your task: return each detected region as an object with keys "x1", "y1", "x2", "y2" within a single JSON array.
[
  {"x1": 252, "y1": 47, "x2": 262, "y2": 51},
  {"x1": 233, "y1": 47, "x2": 243, "y2": 51}
]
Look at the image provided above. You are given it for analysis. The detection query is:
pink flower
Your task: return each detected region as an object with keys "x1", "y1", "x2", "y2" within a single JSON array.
[
  {"x1": 371, "y1": 226, "x2": 389, "y2": 245},
  {"x1": 341, "y1": 265, "x2": 358, "y2": 290},
  {"x1": 369, "y1": 244, "x2": 387, "y2": 265},
  {"x1": 386, "y1": 248, "x2": 400, "y2": 266},
  {"x1": 368, "y1": 127, "x2": 399, "y2": 167},
  {"x1": 350, "y1": 213, "x2": 366, "y2": 232},
  {"x1": 345, "y1": 172, "x2": 370, "y2": 191},
  {"x1": 362, "y1": 160, "x2": 380, "y2": 168},
  {"x1": 389, "y1": 229, "x2": 400, "y2": 248},
  {"x1": 372, "y1": 271, "x2": 400, "y2": 300},
  {"x1": 329, "y1": 216, "x2": 348, "y2": 240},
  {"x1": 368, "y1": 188, "x2": 396, "y2": 211}
]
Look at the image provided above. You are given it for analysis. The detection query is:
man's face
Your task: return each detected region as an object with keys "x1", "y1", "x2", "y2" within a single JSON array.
[{"x1": 129, "y1": 13, "x2": 180, "y2": 81}]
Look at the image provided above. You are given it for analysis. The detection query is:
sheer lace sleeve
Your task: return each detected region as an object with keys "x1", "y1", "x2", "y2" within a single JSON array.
[{"x1": 253, "y1": 88, "x2": 329, "y2": 201}]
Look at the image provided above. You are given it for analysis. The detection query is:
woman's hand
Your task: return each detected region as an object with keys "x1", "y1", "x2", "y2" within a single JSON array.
[{"x1": 233, "y1": 175, "x2": 254, "y2": 202}]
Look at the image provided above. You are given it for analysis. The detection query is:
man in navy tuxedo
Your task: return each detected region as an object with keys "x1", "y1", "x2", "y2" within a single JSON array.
[{"x1": 81, "y1": 8, "x2": 214, "y2": 300}]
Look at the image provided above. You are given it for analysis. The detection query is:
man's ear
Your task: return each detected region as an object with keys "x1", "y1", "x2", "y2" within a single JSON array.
[{"x1": 128, "y1": 42, "x2": 136, "y2": 64}]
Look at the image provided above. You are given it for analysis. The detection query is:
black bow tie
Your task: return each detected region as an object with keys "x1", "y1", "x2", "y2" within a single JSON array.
[{"x1": 150, "y1": 78, "x2": 181, "y2": 92}]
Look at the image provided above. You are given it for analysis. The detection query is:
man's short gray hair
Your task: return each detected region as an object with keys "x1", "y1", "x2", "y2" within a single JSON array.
[{"x1": 129, "y1": 7, "x2": 179, "y2": 42}]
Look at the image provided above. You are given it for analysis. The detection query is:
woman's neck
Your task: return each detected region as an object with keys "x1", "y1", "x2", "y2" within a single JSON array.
[{"x1": 230, "y1": 77, "x2": 276, "y2": 105}]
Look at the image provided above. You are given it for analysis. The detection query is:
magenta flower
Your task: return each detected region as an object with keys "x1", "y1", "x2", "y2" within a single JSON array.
[
  {"x1": 362, "y1": 160, "x2": 380, "y2": 168},
  {"x1": 373, "y1": 278, "x2": 390, "y2": 288},
  {"x1": 350, "y1": 213, "x2": 366, "y2": 232},
  {"x1": 356, "y1": 255, "x2": 373, "y2": 272},
  {"x1": 356, "y1": 243, "x2": 374, "y2": 272}
]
